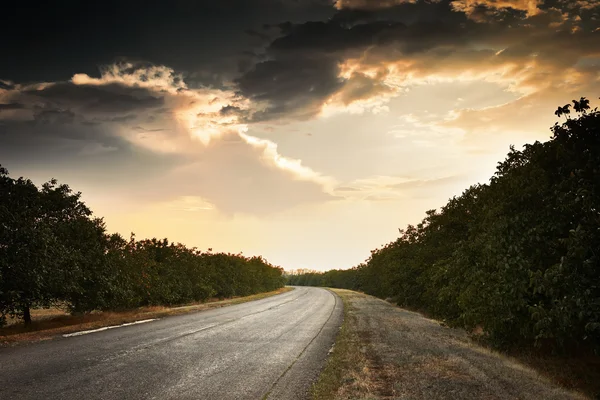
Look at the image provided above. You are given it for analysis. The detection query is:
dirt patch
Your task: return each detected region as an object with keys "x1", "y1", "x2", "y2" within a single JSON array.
[
  {"x1": 0, "y1": 287, "x2": 294, "y2": 347},
  {"x1": 323, "y1": 289, "x2": 587, "y2": 400}
]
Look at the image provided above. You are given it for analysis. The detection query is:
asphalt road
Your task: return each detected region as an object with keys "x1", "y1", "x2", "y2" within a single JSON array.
[{"x1": 0, "y1": 287, "x2": 343, "y2": 400}]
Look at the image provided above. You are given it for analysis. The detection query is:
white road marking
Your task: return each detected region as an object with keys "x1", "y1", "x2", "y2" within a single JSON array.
[{"x1": 62, "y1": 319, "x2": 158, "y2": 337}]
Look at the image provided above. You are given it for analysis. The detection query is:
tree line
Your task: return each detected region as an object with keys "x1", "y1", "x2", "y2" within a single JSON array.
[
  {"x1": 288, "y1": 98, "x2": 600, "y2": 354},
  {"x1": 0, "y1": 169, "x2": 285, "y2": 326}
]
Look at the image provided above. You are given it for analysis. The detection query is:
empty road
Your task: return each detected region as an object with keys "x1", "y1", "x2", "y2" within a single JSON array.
[{"x1": 0, "y1": 287, "x2": 342, "y2": 400}]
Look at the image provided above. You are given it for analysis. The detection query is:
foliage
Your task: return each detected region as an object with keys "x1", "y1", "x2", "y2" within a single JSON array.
[
  {"x1": 288, "y1": 98, "x2": 600, "y2": 354},
  {"x1": 0, "y1": 170, "x2": 105, "y2": 323},
  {"x1": 0, "y1": 167, "x2": 285, "y2": 325}
]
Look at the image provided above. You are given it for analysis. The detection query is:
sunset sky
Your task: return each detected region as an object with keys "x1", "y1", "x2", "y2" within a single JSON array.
[{"x1": 1, "y1": 0, "x2": 599, "y2": 270}]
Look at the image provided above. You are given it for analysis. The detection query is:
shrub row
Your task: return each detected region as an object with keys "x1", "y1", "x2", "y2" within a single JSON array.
[
  {"x1": 288, "y1": 99, "x2": 600, "y2": 354},
  {"x1": 0, "y1": 169, "x2": 285, "y2": 325}
]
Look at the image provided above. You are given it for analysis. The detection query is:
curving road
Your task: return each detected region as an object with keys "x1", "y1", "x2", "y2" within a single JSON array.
[{"x1": 0, "y1": 287, "x2": 343, "y2": 400}]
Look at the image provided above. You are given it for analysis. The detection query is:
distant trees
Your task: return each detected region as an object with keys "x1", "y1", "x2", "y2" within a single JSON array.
[
  {"x1": 289, "y1": 98, "x2": 600, "y2": 354},
  {"x1": 0, "y1": 167, "x2": 285, "y2": 326},
  {"x1": 287, "y1": 268, "x2": 361, "y2": 289}
]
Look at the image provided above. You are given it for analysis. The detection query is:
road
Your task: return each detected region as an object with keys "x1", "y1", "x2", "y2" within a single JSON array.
[{"x1": 0, "y1": 287, "x2": 343, "y2": 400}]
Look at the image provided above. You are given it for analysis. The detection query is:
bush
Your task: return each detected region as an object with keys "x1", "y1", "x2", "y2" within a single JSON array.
[{"x1": 288, "y1": 98, "x2": 600, "y2": 354}]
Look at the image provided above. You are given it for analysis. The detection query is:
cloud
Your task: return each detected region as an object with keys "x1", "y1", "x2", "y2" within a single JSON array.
[
  {"x1": 254, "y1": 0, "x2": 599, "y2": 124},
  {"x1": 2, "y1": 0, "x2": 599, "y2": 215},
  {"x1": 0, "y1": 103, "x2": 24, "y2": 111},
  {"x1": 321, "y1": 71, "x2": 398, "y2": 116},
  {"x1": 71, "y1": 64, "x2": 187, "y2": 94},
  {"x1": 450, "y1": 0, "x2": 542, "y2": 20},
  {"x1": 234, "y1": 16, "x2": 431, "y2": 121},
  {"x1": 0, "y1": 62, "x2": 336, "y2": 215},
  {"x1": 78, "y1": 142, "x2": 119, "y2": 156},
  {"x1": 442, "y1": 83, "x2": 600, "y2": 142},
  {"x1": 0, "y1": 1, "x2": 340, "y2": 85},
  {"x1": 334, "y1": 0, "x2": 417, "y2": 9},
  {"x1": 24, "y1": 82, "x2": 164, "y2": 114},
  {"x1": 235, "y1": 57, "x2": 345, "y2": 121},
  {"x1": 148, "y1": 131, "x2": 336, "y2": 215},
  {"x1": 233, "y1": 0, "x2": 598, "y2": 125},
  {"x1": 0, "y1": 64, "x2": 245, "y2": 152},
  {"x1": 0, "y1": 81, "x2": 15, "y2": 90},
  {"x1": 239, "y1": 131, "x2": 335, "y2": 188},
  {"x1": 333, "y1": 174, "x2": 464, "y2": 201}
]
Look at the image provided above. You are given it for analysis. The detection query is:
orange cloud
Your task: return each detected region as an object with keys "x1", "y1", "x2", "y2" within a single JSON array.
[{"x1": 451, "y1": 0, "x2": 543, "y2": 19}]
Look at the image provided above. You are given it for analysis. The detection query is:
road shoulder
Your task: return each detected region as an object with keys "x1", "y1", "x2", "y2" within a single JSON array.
[{"x1": 312, "y1": 289, "x2": 587, "y2": 400}]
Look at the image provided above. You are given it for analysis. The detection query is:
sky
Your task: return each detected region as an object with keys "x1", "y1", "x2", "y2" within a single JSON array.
[{"x1": 1, "y1": 0, "x2": 599, "y2": 271}]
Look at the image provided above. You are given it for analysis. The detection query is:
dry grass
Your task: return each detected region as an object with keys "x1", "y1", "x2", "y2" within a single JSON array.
[
  {"x1": 313, "y1": 289, "x2": 591, "y2": 400},
  {"x1": 376, "y1": 303, "x2": 600, "y2": 398},
  {"x1": 0, "y1": 287, "x2": 293, "y2": 347},
  {"x1": 311, "y1": 289, "x2": 386, "y2": 400}
]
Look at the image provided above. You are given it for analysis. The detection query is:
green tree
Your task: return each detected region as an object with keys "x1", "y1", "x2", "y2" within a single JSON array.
[
  {"x1": 289, "y1": 98, "x2": 600, "y2": 354},
  {"x1": 0, "y1": 166, "x2": 106, "y2": 324}
]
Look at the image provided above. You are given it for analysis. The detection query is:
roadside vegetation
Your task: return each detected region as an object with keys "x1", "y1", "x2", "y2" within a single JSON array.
[
  {"x1": 292, "y1": 99, "x2": 600, "y2": 397},
  {"x1": 312, "y1": 289, "x2": 380, "y2": 400},
  {"x1": 314, "y1": 289, "x2": 586, "y2": 400},
  {"x1": 0, "y1": 167, "x2": 286, "y2": 328}
]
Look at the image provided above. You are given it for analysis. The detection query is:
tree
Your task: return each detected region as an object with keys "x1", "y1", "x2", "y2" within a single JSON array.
[
  {"x1": 0, "y1": 166, "x2": 106, "y2": 325},
  {"x1": 287, "y1": 97, "x2": 600, "y2": 353},
  {"x1": 0, "y1": 166, "x2": 45, "y2": 325}
]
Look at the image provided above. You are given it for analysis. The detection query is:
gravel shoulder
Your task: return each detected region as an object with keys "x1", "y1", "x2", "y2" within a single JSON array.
[{"x1": 315, "y1": 289, "x2": 587, "y2": 400}]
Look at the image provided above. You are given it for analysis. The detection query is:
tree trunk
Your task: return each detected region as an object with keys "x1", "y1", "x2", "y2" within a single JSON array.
[{"x1": 23, "y1": 304, "x2": 32, "y2": 326}]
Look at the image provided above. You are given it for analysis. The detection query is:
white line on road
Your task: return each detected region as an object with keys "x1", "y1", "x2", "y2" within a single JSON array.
[{"x1": 62, "y1": 319, "x2": 158, "y2": 337}]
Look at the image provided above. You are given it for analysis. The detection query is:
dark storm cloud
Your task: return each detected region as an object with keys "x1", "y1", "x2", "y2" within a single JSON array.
[
  {"x1": 23, "y1": 83, "x2": 164, "y2": 114},
  {"x1": 0, "y1": 84, "x2": 187, "y2": 189},
  {"x1": 219, "y1": 105, "x2": 245, "y2": 116},
  {"x1": 0, "y1": 82, "x2": 14, "y2": 90},
  {"x1": 236, "y1": 57, "x2": 345, "y2": 121},
  {"x1": 333, "y1": 0, "x2": 416, "y2": 9},
  {"x1": 4, "y1": 0, "x2": 595, "y2": 126},
  {"x1": 0, "y1": 111, "x2": 184, "y2": 193},
  {"x1": 337, "y1": 73, "x2": 393, "y2": 104},
  {"x1": 0, "y1": 116, "x2": 125, "y2": 162},
  {"x1": 32, "y1": 109, "x2": 77, "y2": 125},
  {"x1": 0, "y1": 103, "x2": 24, "y2": 111},
  {"x1": 0, "y1": 0, "x2": 335, "y2": 86},
  {"x1": 234, "y1": 3, "x2": 472, "y2": 121},
  {"x1": 0, "y1": 81, "x2": 167, "y2": 161},
  {"x1": 108, "y1": 114, "x2": 140, "y2": 123},
  {"x1": 0, "y1": 79, "x2": 170, "y2": 166},
  {"x1": 231, "y1": 0, "x2": 599, "y2": 122}
]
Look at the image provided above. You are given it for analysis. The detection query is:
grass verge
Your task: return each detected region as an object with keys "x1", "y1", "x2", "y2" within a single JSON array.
[
  {"x1": 311, "y1": 289, "x2": 380, "y2": 400},
  {"x1": 311, "y1": 289, "x2": 598, "y2": 399},
  {"x1": 0, "y1": 286, "x2": 293, "y2": 347},
  {"x1": 382, "y1": 303, "x2": 600, "y2": 398}
]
